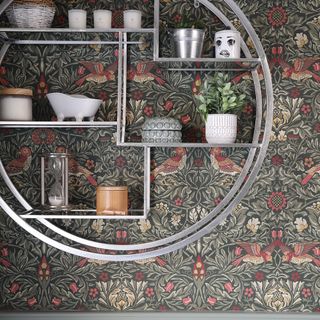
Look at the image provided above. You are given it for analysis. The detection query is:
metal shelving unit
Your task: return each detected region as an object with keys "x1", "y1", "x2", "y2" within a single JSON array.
[{"x1": 0, "y1": 0, "x2": 273, "y2": 261}]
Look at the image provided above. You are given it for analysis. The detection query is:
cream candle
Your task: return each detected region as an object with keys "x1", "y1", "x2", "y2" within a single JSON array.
[
  {"x1": 123, "y1": 10, "x2": 142, "y2": 29},
  {"x1": 93, "y1": 10, "x2": 112, "y2": 29},
  {"x1": 68, "y1": 9, "x2": 87, "y2": 29}
]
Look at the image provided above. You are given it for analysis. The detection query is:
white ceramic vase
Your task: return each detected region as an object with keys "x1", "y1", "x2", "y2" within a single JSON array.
[{"x1": 205, "y1": 114, "x2": 237, "y2": 144}]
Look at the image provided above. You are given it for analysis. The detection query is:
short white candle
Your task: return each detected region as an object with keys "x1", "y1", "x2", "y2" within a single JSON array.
[
  {"x1": 93, "y1": 10, "x2": 112, "y2": 29},
  {"x1": 68, "y1": 9, "x2": 87, "y2": 29},
  {"x1": 123, "y1": 10, "x2": 142, "y2": 29},
  {"x1": 49, "y1": 196, "x2": 64, "y2": 207}
]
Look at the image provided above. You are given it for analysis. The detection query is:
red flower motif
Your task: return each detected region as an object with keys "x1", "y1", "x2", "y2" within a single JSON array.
[
  {"x1": 77, "y1": 258, "x2": 88, "y2": 268},
  {"x1": 193, "y1": 256, "x2": 205, "y2": 280},
  {"x1": 207, "y1": 296, "x2": 217, "y2": 305},
  {"x1": 115, "y1": 155, "x2": 127, "y2": 168},
  {"x1": 98, "y1": 91, "x2": 108, "y2": 101},
  {"x1": 182, "y1": 296, "x2": 192, "y2": 305},
  {"x1": 145, "y1": 287, "x2": 154, "y2": 297},
  {"x1": 224, "y1": 281, "x2": 234, "y2": 293},
  {"x1": 77, "y1": 66, "x2": 86, "y2": 75},
  {"x1": 27, "y1": 297, "x2": 37, "y2": 307},
  {"x1": 175, "y1": 198, "x2": 183, "y2": 206},
  {"x1": 52, "y1": 297, "x2": 62, "y2": 306},
  {"x1": 193, "y1": 158, "x2": 203, "y2": 167},
  {"x1": 267, "y1": 191, "x2": 287, "y2": 212},
  {"x1": 267, "y1": 6, "x2": 288, "y2": 27},
  {"x1": 235, "y1": 247, "x2": 243, "y2": 256},
  {"x1": 244, "y1": 287, "x2": 254, "y2": 298},
  {"x1": 271, "y1": 154, "x2": 283, "y2": 166},
  {"x1": 300, "y1": 104, "x2": 311, "y2": 114},
  {"x1": 181, "y1": 114, "x2": 191, "y2": 125},
  {"x1": 313, "y1": 63, "x2": 320, "y2": 72},
  {"x1": 0, "y1": 66, "x2": 6, "y2": 75},
  {"x1": 313, "y1": 247, "x2": 320, "y2": 256},
  {"x1": 69, "y1": 282, "x2": 79, "y2": 294},
  {"x1": 304, "y1": 157, "x2": 314, "y2": 168},
  {"x1": 243, "y1": 104, "x2": 254, "y2": 115},
  {"x1": 57, "y1": 15, "x2": 65, "y2": 25},
  {"x1": 31, "y1": 129, "x2": 55, "y2": 145},
  {"x1": 271, "y1": 46, "x2": 283, "y2": 55},
  {"x1": 159, "y1": 305, "x2": 167, "y2": 312},
  {"x1": 289, "y1": 88, "x2": 301, "y2": 98},
  {"x1": 143, "y1": 105, "x2": 154, "y2": 117},
  {"x1": 302, "y1": 287, "x2": 312, "y2": 298},
  {"x1": 99, "y1": 272, "x2": 109, "y2": 282},
  {"x1": 1, "y1": 247, "x2": 8, "y2": 256},
  {"x1": 89, "y1": 287, "x2": 99, "y2": 299},
  {"x1": 314, "y1": 123, "x2": 320, "y2": 133},
  {"x1": 254, "y1": 271, "x2": 265, "y2": 281},
  {"x1": 135, "y1": 271, "x2": 144, "y2": 281},
  {"x1": 86, "y1": 159, "x2": 95, "y2": 169},
  {"x1": 291, "y1": 271, "x2": 301, "y2": 282},
  {"x1": 38, "y1": 255, "x2": 50, "y2": 281},
  {"x1": 164, "y1": 100, "x2": 173, "y2": 112},
  {"x1": 164, "y1": 281, "x2": 174, "y2": 293},
  {"x1": 9, "y1": 282, "x2": 20, "y2": 294},
  {"x1": 214, "y1": 197, "x2": 221, "y2": 205},
  {"x1": 173, "y1": 15, "x2": 182, "y2": 24},
  {"x1": 132, "y1": 90, "x2": 144, "y2": 101},
  {"x1": 232, "y1": 305, "x2": 241, "y2": 311}
]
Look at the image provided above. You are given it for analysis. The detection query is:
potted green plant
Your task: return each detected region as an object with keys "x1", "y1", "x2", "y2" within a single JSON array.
[{"x1": 196, "y1": 72, "x2": 247, "y2": 143}]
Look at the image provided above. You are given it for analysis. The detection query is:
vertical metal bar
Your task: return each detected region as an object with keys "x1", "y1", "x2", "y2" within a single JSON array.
[
  {"x1": 64, "y1": 156, "x2": 69, "y2": 206},
  {"x1": 121, "y1": 32, "x2": 128, "y2": 144},
  {"x1": 143, "y1": 147, "x2": 151, "y2": 217},
  {"x1": 153, "y1": 0, "x2": 160, "y2": 60},
  {"x1": 40, "y1": 157, "x2": 45, "y2": 206},
  {"x1": 116, "y1": 31, "x2": 123, "y2": 145}
]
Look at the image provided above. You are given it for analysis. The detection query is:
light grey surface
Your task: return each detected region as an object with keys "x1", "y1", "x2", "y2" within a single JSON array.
[{"x1": 0, "y1": 312, "x2": 319, "y2": 320}]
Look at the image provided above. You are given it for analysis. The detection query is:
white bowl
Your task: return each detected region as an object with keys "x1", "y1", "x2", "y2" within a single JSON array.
[{"x1": 47, "y1": 93, "x2": 102, "y2": 122}]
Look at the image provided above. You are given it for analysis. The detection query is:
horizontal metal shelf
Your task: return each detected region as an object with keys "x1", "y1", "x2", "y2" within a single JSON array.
[
  {"x1": 0, "y1": 28, "x2": 155, "y2": 33},
  {"x1": 0, "y1": 121, "x2": 117, "y2": 128},
  {"x1": 155, "y1": 57, "x2": 261, "y2": 71},
  {"x1": 20, "y1": 208, "x2": 144, "y2": 220},
  {"x1": 118, "y1": 142, "x2": 261, "y2": 148}
]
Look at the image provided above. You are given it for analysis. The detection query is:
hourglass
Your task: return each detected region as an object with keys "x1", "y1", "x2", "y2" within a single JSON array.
[{"x1": 40, "y1": 153, "x2": 69, "y2": 208}]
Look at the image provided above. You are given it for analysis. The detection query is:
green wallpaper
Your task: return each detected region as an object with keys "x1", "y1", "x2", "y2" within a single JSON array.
[{"x1": 0, "y1": 0, "x2": 320, "y2": 313}]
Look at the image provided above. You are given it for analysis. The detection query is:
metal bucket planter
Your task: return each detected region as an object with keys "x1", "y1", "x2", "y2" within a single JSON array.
[{"x1": 173, "y1": 28, "x2": 205, "y2": 58}]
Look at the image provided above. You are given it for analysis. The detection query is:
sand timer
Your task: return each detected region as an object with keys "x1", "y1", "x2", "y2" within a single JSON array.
[{"x1": 40, "y1": 153, "x2": 69, "y2": 208}]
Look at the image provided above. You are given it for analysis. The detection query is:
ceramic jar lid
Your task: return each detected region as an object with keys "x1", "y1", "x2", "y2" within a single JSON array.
[
  {"x1": 0, "y1": 88, "x2": 33, "y2": 97},
  {"x1": 142, "y1": 117, "x2": 182, "y2": 131}
]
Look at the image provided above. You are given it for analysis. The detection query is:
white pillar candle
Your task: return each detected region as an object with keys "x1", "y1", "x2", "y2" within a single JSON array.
[
  {"x1": 93, "y1": 10, "x2": 112, "y2": 29},
  {"x1": 68, "y1": 9, "x2": 87, "y2": 29},
  {"x1": 123, "y1": 10, "x2": 142, "y2": 29}
]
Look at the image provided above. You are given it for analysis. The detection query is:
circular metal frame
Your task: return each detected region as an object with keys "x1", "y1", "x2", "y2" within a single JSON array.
[{"x1": 0, "y1": 0, "x2": 273, "y2": 261}]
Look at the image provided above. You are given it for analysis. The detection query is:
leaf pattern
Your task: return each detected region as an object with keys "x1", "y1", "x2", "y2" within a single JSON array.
[{"x1": 0, "y1": 0, "x2": 320, "y2": 313}]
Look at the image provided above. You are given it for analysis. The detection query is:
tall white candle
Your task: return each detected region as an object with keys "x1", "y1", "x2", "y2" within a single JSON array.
[
  {"x1": 94, "y1": 10, "x2": 112, "y2": 29},
  {"x1": 68, "y1": 9, "x2": 87, "y2": 29},
  {"x1": 123, "y1": 10, "x2": 142, "y2": 29}
]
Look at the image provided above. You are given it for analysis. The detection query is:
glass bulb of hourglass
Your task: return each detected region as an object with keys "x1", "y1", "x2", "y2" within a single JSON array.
[{"x1": 48, "y1": 157, "x2": 64, "y2": 207}]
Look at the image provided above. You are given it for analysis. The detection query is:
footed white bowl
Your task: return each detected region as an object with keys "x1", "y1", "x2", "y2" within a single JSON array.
[{"x1": 47, "y1": 93, "x2": 102, "y2": 122}]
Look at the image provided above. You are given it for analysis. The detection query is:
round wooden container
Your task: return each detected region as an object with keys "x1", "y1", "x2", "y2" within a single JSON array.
[{"x1": 96, "y1": 186, "x2": 128, "y2": 215}]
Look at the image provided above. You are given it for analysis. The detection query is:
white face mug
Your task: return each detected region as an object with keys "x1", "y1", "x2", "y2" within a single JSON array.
[
  {"x1": 214, "y1": 30, "x2": 241, "y2": 58},
  {"x1": 93, "y1": 10, "x2": 112, "y2": 29},
  {"x1": 68, "y1": 9, "x2": 87, "y2": 29},
  {"x1": 123, "y1": 10, "x2": 142, "y2": 29}
]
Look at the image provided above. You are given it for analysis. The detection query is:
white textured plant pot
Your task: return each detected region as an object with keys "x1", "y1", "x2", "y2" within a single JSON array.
[{"x1": 206, "y1": 114, "x2": 237, "y2": 144}]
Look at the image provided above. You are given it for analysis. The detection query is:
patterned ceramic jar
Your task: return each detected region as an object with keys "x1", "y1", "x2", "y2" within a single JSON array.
[{"x1": 142, "y1": 117, "x2": 182, "y2": 143}]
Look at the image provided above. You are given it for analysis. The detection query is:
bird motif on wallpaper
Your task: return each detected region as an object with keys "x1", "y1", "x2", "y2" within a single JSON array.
[
  {"x1": 279, "y1": 57, "x2": 320, "y2": 82},
  {"x1": 76, "y1": 61, "x2": 117, "y2": 86},
  {"x1": 55, "y1": 146, "x2": 97, "y2": 186},
  {"x1": 35, "y1": 57, "x2": 48, "y2": 98},
  {"x1": 128, "y1": 61, "x2": 165, "y2": 85},
  {"x1": 278, "y1": 241, "x2": 320, "y2": 266},
  {"x1": 5, "y1": 146, "x2": 32, "y2": 176},
  {"x1": 301, "y1": 164, "x2": 320, "y2": 185},
  {"x1": 232, "y1": 241, "x2": 276, "y2": 266},
  {"x1": 151, "y1": 147, "x2": 187, "y2": 179},
  {"x1": 210, "y1": 147, "x2": 242, "y2": 176}
]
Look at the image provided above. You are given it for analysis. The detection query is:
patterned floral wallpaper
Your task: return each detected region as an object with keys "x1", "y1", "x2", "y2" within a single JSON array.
[{"x1": 0, "y1": 0, "x2": 320, "y2": 313}]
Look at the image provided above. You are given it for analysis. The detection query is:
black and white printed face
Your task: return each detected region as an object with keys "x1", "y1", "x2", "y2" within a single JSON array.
[{"x1": 214, "y1": 31, "x2": 240, "y2": 58}]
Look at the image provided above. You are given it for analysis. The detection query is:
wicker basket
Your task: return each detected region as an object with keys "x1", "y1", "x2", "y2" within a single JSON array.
[{"x1": 6, "y1": 0, "x2": 55, "y2": 28}]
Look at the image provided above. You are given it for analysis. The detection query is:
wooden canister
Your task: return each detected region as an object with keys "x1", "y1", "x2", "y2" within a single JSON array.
[{"x1": 96, "y1": 186, "x2": 128, "y2": 215}]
